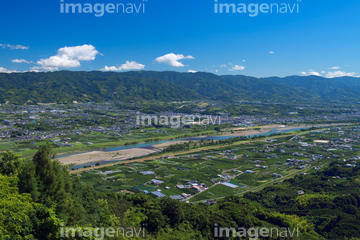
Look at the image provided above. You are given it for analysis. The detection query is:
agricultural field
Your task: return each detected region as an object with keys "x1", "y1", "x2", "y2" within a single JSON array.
[{"x1": 75, "y1": 125, "x2": 360, "y2": 203}]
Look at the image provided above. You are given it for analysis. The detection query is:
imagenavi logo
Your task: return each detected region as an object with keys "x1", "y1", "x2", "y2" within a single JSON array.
[
  {"x1": 214, "y1": 0, "x2": 301, "y2": 17},
  {"x1": 60, "y1": 0, "x2": 147, "y2": 17}
]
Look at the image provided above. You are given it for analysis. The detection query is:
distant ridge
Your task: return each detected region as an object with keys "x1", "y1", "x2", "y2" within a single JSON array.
[{"x1": 0, "y1": 71, "x2": 360, "y2": 104}]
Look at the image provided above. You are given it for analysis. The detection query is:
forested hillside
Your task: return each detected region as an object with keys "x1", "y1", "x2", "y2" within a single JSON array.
[
  {"x1": 265, "y1": 75, "x2": 360, "y2": 101},
  {"x1": 1, "y1": 71, "x2": 360, "y2": 104}
]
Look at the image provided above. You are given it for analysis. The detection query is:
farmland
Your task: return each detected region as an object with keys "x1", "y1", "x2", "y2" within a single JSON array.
[{"x1": 76, "y1": 125, "x2": 359, "y2": 203}]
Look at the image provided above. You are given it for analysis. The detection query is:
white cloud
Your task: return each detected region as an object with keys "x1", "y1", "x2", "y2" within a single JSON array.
[
  {"x1": 155, "y1": 53, "x2": 194, "y2": 67},
  {"x1": 28, "y1": 68, "x2": 40, "y2": 72},
  {"x1": 119, "y1": 61, "x2": 145, "y2": 70},
  {"x1": 229, "y1": 65, "x2": 245, "y2": 71},
  {"x1": 38, "y1": 56, "x2": 80, "y2": 69},
  {"x1": 30, "y1": 66, "x2": 59, "y2": 72},
  {"x1": 219, "y1": 64, "x2": 227, "y2": 68},
  {"x1": 57, "y1": 45, "x2": 99, "y2": 61},
  {"x1": 269, "y1": 51, "x2": 274, "y2": 54},
  {"x1": 101, "y1": 61, "x2": 145, "y2": 71},
  {"x1": 188, "y1": 70, "x2": 197, "y2": 73},
  {"x1": 309, "y1": 71, "x2": 321, "y2": 76},
  {"x1": 243, "y1": 60, "x2": 246, "y2": 62},
  {"x1": 330, "y1": 66, "x2": 340, "y2": 70},
  {"x1": 12, "y1": 59, "x2": 33, "y2": 64},
  {"x1": 301, "y1": 70, "x2": 322, "y2": 76},
  {"x1": 36, "y1": 44, "x2": 99, "y2": 71},
  {"x1": 301, "y1": 69, "x2": 359, "y2": 78},
  {"x1": 326, "y1": 71, "x2": 357, "y2": 78},
  {"x1": 101, "y1": 66, "x2": 120, "y2": 71},
  {"x1": 0, "y1": 43, "x2": 29, "y2": 50},
  {"x1": 0, "y1": 67, "x2": 17, "y2": 73}
]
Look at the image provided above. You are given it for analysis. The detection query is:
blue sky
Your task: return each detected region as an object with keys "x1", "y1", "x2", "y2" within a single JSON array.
[{"x1": 0, "y1": 0, "x2": 360, "y2": 77}]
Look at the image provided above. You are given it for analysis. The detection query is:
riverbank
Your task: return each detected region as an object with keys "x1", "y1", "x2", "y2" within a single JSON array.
[
  {"x1": 58, "y1": 147, "x2": 160, "y2": 166},
  {"x1": 152, "y1": 124, "x2": 300, "y2": 149},
  {"x1": 58, "y1": 126, "x2": 278, "y2": 165},
  {"x1": 58, "y1": 123, "x2": 346, "y2": 167},
  {"x1": 68, "y1": 128, "x2": 309, "y2": 174}
]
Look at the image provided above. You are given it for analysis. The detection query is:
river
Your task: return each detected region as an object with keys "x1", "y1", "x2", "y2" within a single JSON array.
[{"x1": 63, "y1": 127, "x2": 308, "y2": 170}]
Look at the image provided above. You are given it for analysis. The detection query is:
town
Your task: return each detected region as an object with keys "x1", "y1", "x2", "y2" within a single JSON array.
[{"x1": 1, "y1": 100, "x2": 359, "y2": 158}]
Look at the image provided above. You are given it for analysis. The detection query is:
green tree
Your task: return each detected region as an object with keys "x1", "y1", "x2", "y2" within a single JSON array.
[
  {"x1": 0, "y1": 174, "x2": 61, "y2": 239},
  {"x1": 19, "y1": 142, "x2": 85, "y2": 225},
  {"x1": 18, "y1": 159, "x2": 40, "y2": 202},
  {"x1": 0, "y1": 151, "x2": 22, "y2": 175}
]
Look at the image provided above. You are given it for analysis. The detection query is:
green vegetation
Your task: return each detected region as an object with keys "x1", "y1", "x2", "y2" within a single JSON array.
[
  {"x1": 244, "y1": 162, "x2": 360, "y2": 239},
  {"x1": 1, "y1": 124, "x2": 360, "y2": 239},
  {"x1": 3, "y1": 71, "x2": 360, "y2": 104},
  {"x1": 0, "y1": 142, "x2": 355, "y2": 239},
  {"x1": 0, "y1": 145, "x2": 323, "y2": 239}
]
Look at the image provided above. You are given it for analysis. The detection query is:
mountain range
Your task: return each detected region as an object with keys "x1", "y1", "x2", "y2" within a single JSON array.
[{"x1": 0, "y1": 71, "x2": 359, "y2": 104}]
